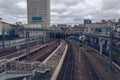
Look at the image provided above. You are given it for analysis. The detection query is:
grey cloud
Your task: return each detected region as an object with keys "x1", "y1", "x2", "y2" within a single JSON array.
[
  {"x1": 0, "y1": 0, "x2": 120, "y2": 24},
  {"x1": 101, "y1": 0, "x2": 120, "y2": 10},
  {"x1": 51, "y1": 4, "x2": 68, "y2": 14},
  {"x1": 63, "y1": 0, "x2": 80, "y2": 6},
  {"x1": 0, "y1": 0, "x2": 26, "y2": 23},
  {"x1": 51, "y1": 0, "x2": 120, "y2": 23},
  {"x1": 90, "y1": 10, "x2": 120, "y2": 20}
]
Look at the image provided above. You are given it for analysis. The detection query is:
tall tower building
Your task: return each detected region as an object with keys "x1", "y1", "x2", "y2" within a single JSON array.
[{"x1": 27, "y1": 0, "x2": 50, "y2": 27}]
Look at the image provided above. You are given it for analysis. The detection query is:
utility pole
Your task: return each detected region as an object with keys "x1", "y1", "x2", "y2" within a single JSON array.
[
  {"x1": 2, "y1": 29, "x2": 5, "y2": 50},
  {"x1": 25, "y1": 31, "x2": 31, "y2": 80},
  {"x1": 0, "y1": 18, "x2": 5, "y2": 50},
  {"x1": 109, "y1": 31, "x2": 114, "y2": 71},
  {"x1": 26, "y1": 31, "x2": 30, "y2": 61}
]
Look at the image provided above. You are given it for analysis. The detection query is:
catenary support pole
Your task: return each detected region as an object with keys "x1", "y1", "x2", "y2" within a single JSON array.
[
  {"x1": 25, "y1": 31, "x2": 31, "y2": 80},
  {"x1": 2, "y1": 29, "x2": 5, "y2": 50},
  {"x1": 109, "y1": 31, "x2": 113, "y2": 71}
]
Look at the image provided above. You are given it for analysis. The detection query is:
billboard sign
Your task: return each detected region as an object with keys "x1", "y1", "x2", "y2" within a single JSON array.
[
  {"x1": 84, "y1": 19, "x2": 92, "y2": 25},
  {"x1": 32, "y1": 17, "x2": 42, "y2": 22}
]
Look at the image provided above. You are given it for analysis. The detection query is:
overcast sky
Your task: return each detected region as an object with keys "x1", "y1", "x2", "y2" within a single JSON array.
[{"x1": 0, "y1": 0, "x2": 120, "y2": 24}]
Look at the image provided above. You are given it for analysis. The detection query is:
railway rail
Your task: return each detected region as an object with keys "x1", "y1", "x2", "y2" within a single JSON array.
[
  {"x1": 2, "y1": 39, "x2": 100, "y2": 80},
  {"x1": 0, "y1": 40, "x2": 39, "y2": 57},
  {"x1": 5, "y1": 39, "x2": 60, "y2": 80},
  {"x1": 0, "y1": 39, "x2": 54, "y2": 57},
  {"x1": 20, "y1": 40, "x2": 60, "y2": 62},
  {"x1": 57, "y1": 40, "x2": 74, "y2": 80},
  {"x1": 82, "y1": 49, "x2": 100, "y2": 80},
  {"x1": 18, "y1": 39, "x2": 60, "y2": 80},
  {"x1": 45, "y1": 40, "x2": 99, "y2": 80},
  {"x1": 0, "y1": 40, "x2": 58, "y2": 60},
  {"x1": 35, "y1": 40, "x2": 68, "y2": 80}
]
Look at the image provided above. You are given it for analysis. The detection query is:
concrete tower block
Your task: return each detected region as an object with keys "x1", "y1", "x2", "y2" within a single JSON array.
[{"x1": 27, "y1": 0, "x2": 50, "y2": 27}]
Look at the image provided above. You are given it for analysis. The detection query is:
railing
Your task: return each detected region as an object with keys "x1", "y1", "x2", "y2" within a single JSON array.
[
  {"x1": 0, "y1": 59, "x2": 32, "y2": 74},
  {"x1": 85, "y1": 32, "x2": 120, "y2": 38},
  {"x1": 0, "y1": 59, "x2": 51, "y2": 79}
]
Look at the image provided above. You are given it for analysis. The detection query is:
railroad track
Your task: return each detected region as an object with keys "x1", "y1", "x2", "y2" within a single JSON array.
[
  {"x1": 82, "y1": 49, "x2": 100, "y2": 80},
  {"x1": 0, "y1": 40, "x2": 58, "y2": 60},
  {"x1": 7, "y1": 39, "x2": 60, "y2": 80},
  {"x1": 0, "y1": 40, "x2": 45, "y2": 57},
  {"x1": 57, "y1": 41, "x2": 74, "y2": 80},
  {"x1": 18, "y1": 45, "x2": 48, "y2": 61},
  {"x1": 18, "y1": 40, "x2": 60, "y2": 62},
  {"x1": 57, "y1": 40, "x2": 99, "y2": 80}
]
